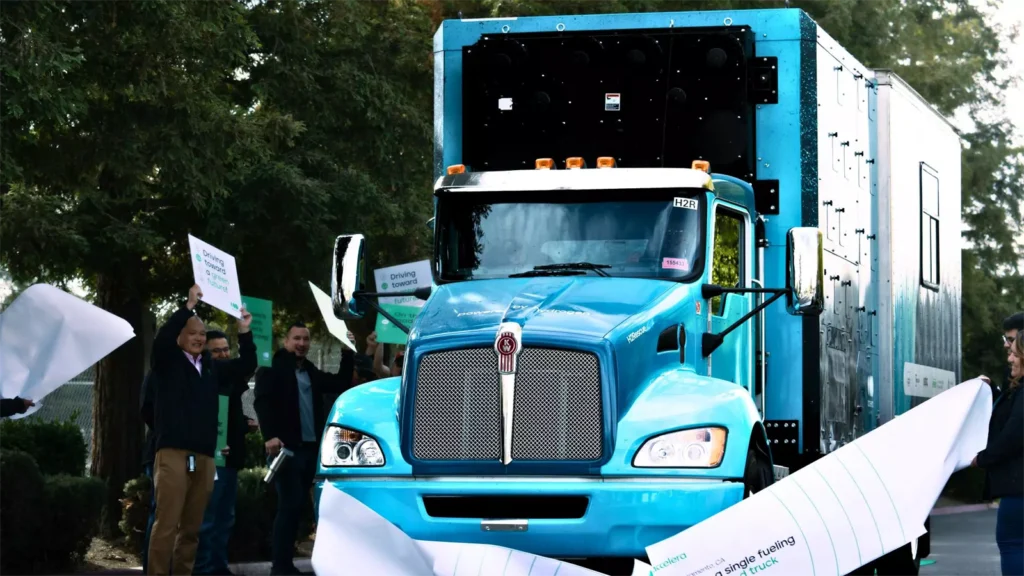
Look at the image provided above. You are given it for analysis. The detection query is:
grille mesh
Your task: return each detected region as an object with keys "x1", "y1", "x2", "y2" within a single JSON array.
[{"x1": 411, "y1": 347, "x2": 603, "y2": 462}]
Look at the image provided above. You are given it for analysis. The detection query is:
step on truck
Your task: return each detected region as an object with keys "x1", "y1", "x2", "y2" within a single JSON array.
[{"x1": 316, "y1": 8, "x2": 962, "y2": 575}]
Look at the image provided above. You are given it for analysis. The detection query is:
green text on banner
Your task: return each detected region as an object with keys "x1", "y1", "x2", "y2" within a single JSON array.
[
  {"x1": 241, "y1": 295, "x2": 273, "y2": 367},
  {"x1": 373, "y1": 260, "x2": 431, "y2": 345}
]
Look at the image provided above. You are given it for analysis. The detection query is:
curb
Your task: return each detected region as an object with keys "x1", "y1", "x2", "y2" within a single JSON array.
[{"x1": 930, "y1": 502, "x2": 999, "y2": 516}]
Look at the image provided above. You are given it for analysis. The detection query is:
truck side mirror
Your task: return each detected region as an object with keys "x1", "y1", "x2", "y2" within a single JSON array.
[
  {"x1": 786, "y1": 227, "x2": 824, "y2": 316},
  {"x1": 331, "y1": 234, "x2": 366, "y2": 320}
]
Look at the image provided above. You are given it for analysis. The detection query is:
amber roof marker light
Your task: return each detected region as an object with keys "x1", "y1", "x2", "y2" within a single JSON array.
[
  {"x1": 447, "y1": 164, "x2": 466, "y2": 175},
  {"x1": 535, "y1": 158, "x2": 555, "y2": 170},
  {"x1": 596, "y1": 157, "x2": 616, "y2": 168},
  {"x1": 566, "y1": 157, "x2": 586, "y2": 169},
  {"x1": 691, "y1": 160, "x2": 711, "y2": 173}
]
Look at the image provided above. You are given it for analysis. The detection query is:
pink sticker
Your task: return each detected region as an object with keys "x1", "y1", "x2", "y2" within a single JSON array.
[{"x1": 662, "y1": 257, "x2": 690, "y2": 271}]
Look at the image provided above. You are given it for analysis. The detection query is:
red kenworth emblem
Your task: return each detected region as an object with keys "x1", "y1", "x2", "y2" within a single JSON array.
[
  {"x1": 496, "y1": 332, "x2": 518, "y2": 373},
  {"x1": 494, "y1": 322, "x2": 523, "y2": 376}
]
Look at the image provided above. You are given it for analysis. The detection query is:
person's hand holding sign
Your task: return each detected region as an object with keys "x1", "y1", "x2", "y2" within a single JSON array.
[
  {"x1": 187, "y1": 284, "x2": 203, "y2": 311},
  {"x1": 237, "y1": 306, "x2": 253, "y2": 334}
]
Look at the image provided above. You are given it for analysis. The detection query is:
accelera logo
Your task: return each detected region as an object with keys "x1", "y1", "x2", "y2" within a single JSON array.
[
  {"x1": 653, "y1": 553, "x2": 688, "y2": 571},
  {"x1": 627, "y1": 320, "x2": 654, "y2": 344}
]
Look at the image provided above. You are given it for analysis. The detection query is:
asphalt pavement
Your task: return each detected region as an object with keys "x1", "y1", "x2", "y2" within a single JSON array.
[{"x1": 922, "y1": 508, "x2": 1001, "y2": 575}]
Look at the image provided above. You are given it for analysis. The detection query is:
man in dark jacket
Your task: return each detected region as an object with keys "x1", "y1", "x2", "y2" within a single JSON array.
[
  {"x1": 254, "y1": 321, "x2": 355, "y2": 575},
  {"x1": 148, "y1": 284, "x2": 255, "y2": 576},
  {"x1": 0, "y1": 396, "x2": 33, "y2": 418},
  {"x1": 194, "y1": 330, "x2": 255, "y2": 576}
]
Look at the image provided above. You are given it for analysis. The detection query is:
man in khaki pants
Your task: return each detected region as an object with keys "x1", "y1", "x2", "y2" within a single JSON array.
[{"x1": 147, "y1": 284, "x2": 255, "y2": 575}]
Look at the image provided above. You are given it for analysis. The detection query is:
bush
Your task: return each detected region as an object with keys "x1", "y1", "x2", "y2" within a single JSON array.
[
  {"x1": 41, "y1": 474, "x2": 107, "y2": 569},
  {"x1": 0, "y1": 449, "x2": 105, "y2": 574},
  {"x1": 0, "y1": 416, "x2": 87, "y2": 476},
  {"x1": 0, "y1": 449, "x2": 45, "y2": 574},
  {"x1": 119, "y1": 473, "x2": 153, "y2": 553},
  {"x1": 120, "y1": 466, "x2": 314, "y2": 563},
  {"x1": 245, "y1": 429, "x2": 266, "y2": 469}
]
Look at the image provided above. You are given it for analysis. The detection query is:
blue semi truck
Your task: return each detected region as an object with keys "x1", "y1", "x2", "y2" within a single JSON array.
[{"x1": 317, "y1": 8, "x2": 962, "y2": 575}]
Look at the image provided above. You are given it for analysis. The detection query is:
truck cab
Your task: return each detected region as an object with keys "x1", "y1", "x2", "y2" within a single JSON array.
[{"x1": 317, "y1": 160, "x2": 822, "y2": 570}]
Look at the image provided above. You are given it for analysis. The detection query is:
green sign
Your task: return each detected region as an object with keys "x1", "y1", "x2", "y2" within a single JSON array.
[
  {"x1": 241, "y1": 295, "x2": 273, "y2": 367},
  {"x1": 375, "y1": 303, "x2": 422, "y2": 345},
  {"x1": 214, "y1": 395, "x2": 229, "y2": 468}
]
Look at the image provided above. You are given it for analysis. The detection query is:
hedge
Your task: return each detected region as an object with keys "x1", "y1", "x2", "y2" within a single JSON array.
[
  {"x1": 0, "y1": 415, "x2": 88, "y2": 476},
  {"x1": 0, "y1": 449, "x2": 105, "y2": 574}
]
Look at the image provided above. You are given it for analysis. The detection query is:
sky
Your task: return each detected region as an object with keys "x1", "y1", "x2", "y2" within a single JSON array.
[{"x1": 955, "y1": 0, "x2": 1024, "y2": 142}]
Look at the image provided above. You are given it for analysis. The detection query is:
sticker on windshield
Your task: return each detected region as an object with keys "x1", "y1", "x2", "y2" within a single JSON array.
[
  {"x1": 662, "y1": 257, "x2": 690, "y2": 271},
  {"x1": 673, "y1": 197, "x2": 698, "y2": 210}
]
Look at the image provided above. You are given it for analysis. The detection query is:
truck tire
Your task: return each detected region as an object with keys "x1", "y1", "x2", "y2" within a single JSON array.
[{"x1": 743, "y1": 440, "x2": 773, "y2": 497}]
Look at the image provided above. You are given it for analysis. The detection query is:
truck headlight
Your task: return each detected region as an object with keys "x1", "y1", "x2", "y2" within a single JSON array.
[
  {"x1": 633, "y1": 427, "x2": 727, "y2": 468},
  {"x1": 321, "y1": 425, "x2": 385, "y2": 467}
]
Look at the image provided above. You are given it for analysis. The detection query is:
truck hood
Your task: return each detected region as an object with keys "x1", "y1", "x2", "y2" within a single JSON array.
[{"x1": 413, "y1": 277, "x2": 678, "y2": 341}]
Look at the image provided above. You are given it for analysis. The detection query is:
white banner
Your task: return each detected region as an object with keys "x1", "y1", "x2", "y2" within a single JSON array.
[
  {"x1": 312, "y1": 379, "x2": 992, "y2": 576},
  {"x1": 0, "y1": 284, "x2": 135, "y2": 417},
  {"x1": 188, "y1": 234, "x2": 243, "y2": 318},
  {"x1": 645, "y1": 378, "x2": 991, "y2": 575},
  {"x1": 309, "y1": 281, "x2": 356, "y2": 352}
]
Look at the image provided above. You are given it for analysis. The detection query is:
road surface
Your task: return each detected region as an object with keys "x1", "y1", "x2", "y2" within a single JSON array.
[{"x1": 922, "y1": 508, "x2": 1001, "y2": 576}]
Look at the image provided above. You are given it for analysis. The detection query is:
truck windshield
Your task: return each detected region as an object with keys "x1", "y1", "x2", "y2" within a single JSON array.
[{"x1": 436, "y1": 188, "x2": 705, "y2": 282}]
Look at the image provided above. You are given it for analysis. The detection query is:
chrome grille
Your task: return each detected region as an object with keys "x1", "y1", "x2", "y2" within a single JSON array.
[{"x1": 412, "y1": 347, "x2": 604, "y2": 462}]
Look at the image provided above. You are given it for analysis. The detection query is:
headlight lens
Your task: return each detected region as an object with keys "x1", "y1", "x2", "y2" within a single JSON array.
[
  {"x1": 321, "y1": 425, "x2": 385, "y2": 467},
  {"x1": 632, "y1": 427, "x2": 727, "y2": 468}
]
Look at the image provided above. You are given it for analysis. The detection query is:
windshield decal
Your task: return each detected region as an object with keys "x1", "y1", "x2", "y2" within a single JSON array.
[
  {"x1": 673, "y1": 197, "x2": 698, "y2": 210},
  {"x1": 662, "y1": 257, "x2": 691, "y2": 271}
]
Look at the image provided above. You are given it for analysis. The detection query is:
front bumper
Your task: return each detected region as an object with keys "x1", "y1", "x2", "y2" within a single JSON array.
[{"x1": 313, "y1": 476, "x2": 743, "y2": 558}]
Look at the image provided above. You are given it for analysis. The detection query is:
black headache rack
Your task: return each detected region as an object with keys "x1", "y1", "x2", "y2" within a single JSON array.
[{"x1": 460, "y1": 25, "x2": 778, "y2": 187}]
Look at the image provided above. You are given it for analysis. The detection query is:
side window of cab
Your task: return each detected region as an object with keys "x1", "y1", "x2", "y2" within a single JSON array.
[{"x1": 710, "y1": 207, "x2": 744, "y2": 315}]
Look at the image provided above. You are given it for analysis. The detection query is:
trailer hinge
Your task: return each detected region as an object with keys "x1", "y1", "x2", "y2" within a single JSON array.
[
  {"x1": 753, "y1": 180, "x2": 780, "y2": 215},
  {"x1": 749, "y1": 56, "x2": 778, "y2": 104}
]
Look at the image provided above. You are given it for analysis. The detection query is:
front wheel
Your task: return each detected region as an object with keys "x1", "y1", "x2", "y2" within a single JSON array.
[{"x1": 743, "y1": 439, "x2": 773, "y2": 497}]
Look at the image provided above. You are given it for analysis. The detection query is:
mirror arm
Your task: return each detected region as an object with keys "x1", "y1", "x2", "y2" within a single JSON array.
[
  {"x1": 702, "y1": 289, "x2": 787, "y2": 357},
  {"x1": 701, "y1": 283, "x2": 788, "y2": 299},
  {"x1": 355, "y1": 286, "x2": 432, "y2": 301},
  {"x1": 354, "y1": 293, "x2": 412, "y2": 335}
]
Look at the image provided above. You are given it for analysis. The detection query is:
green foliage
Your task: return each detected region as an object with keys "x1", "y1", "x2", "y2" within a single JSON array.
[
  {"x1": 119, "y1": 473, "x2": 153, "y2": 552},
  {"x1": 0, "y1": 415, "x2": 88, "y2": 476},
  {"x1": 42, "y1": 474, "x2": 108, "y2": 568},
  {"x1": 0, "y1": 449, "x2": 45, "y2": 573},
  {"x1": 0, "y1": 449, "x2": 105, "y2": 574},
  {"x1": 245, "y1": 429, "x2": 267, "y2": 470}
]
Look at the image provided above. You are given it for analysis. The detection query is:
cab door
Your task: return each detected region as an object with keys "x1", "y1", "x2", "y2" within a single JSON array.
[{"x1": 708, "y1": 202, "x2": 754, "y2": 390}]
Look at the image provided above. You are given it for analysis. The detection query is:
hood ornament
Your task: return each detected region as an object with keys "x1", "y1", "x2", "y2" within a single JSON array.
[{"x1": 494, "y1": 322, "x2": 522, "y2": 465}]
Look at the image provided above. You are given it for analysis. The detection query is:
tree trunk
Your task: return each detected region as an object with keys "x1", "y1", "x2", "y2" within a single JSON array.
[{"x1": 90, "y1": 271, "x2": 150, "y2": 537}]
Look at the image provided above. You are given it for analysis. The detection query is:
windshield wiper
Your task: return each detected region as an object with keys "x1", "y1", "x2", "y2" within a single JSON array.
[{"x1": 510, "y1": 262, "x2": 612, "y2": 278}]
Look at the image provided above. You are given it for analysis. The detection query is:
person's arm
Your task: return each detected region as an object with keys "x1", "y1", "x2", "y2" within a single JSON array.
[
  {"x1": 373, "y1": 342, "x2": 390, "y2": 379},
  {"x1": 0, "y1": 397, "x2": 31, "y2": 418},
  {"x1": 151, "y1": 285, "x2": 202, "y2": 369},
  {"x1": 976, "y1": 392, "x2": 1024, "y2": 468},
  {"x1": 218, "y1": 309, "x2": 256, "y2": 391},
  {"x1": 317, "y1": 348, "x2": 356, "y2": 394},
  {"x1": 253, "y1": 365, "x2": 281, "y2": 449}
]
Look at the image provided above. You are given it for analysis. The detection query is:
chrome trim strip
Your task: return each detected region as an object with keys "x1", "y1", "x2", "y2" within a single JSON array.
[
  {"x1": 481, "y1": 519, "x2": 528, "y2": 532},
  {"x1": 500, "y1": 373, "x2": 515, "y2": 465}
]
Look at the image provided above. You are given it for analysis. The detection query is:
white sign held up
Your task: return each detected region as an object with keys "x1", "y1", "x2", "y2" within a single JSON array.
[{"x1": 188, "y1": 234, "x2": 243, "y2": 318}]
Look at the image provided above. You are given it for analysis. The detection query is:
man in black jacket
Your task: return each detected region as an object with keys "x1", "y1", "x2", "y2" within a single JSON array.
[
  {"x1": 147, "y1": 284, "x2": 255, "y2": 576},
  {"x1": 0, "y1": 396, "x2": 33, "y2": 418},
  {"x1": 254, "y1": 321, "x2": 355, "y2": 575},
  {"x1": 194, "y1": 330, "x2": 255, "y2": 576}
]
